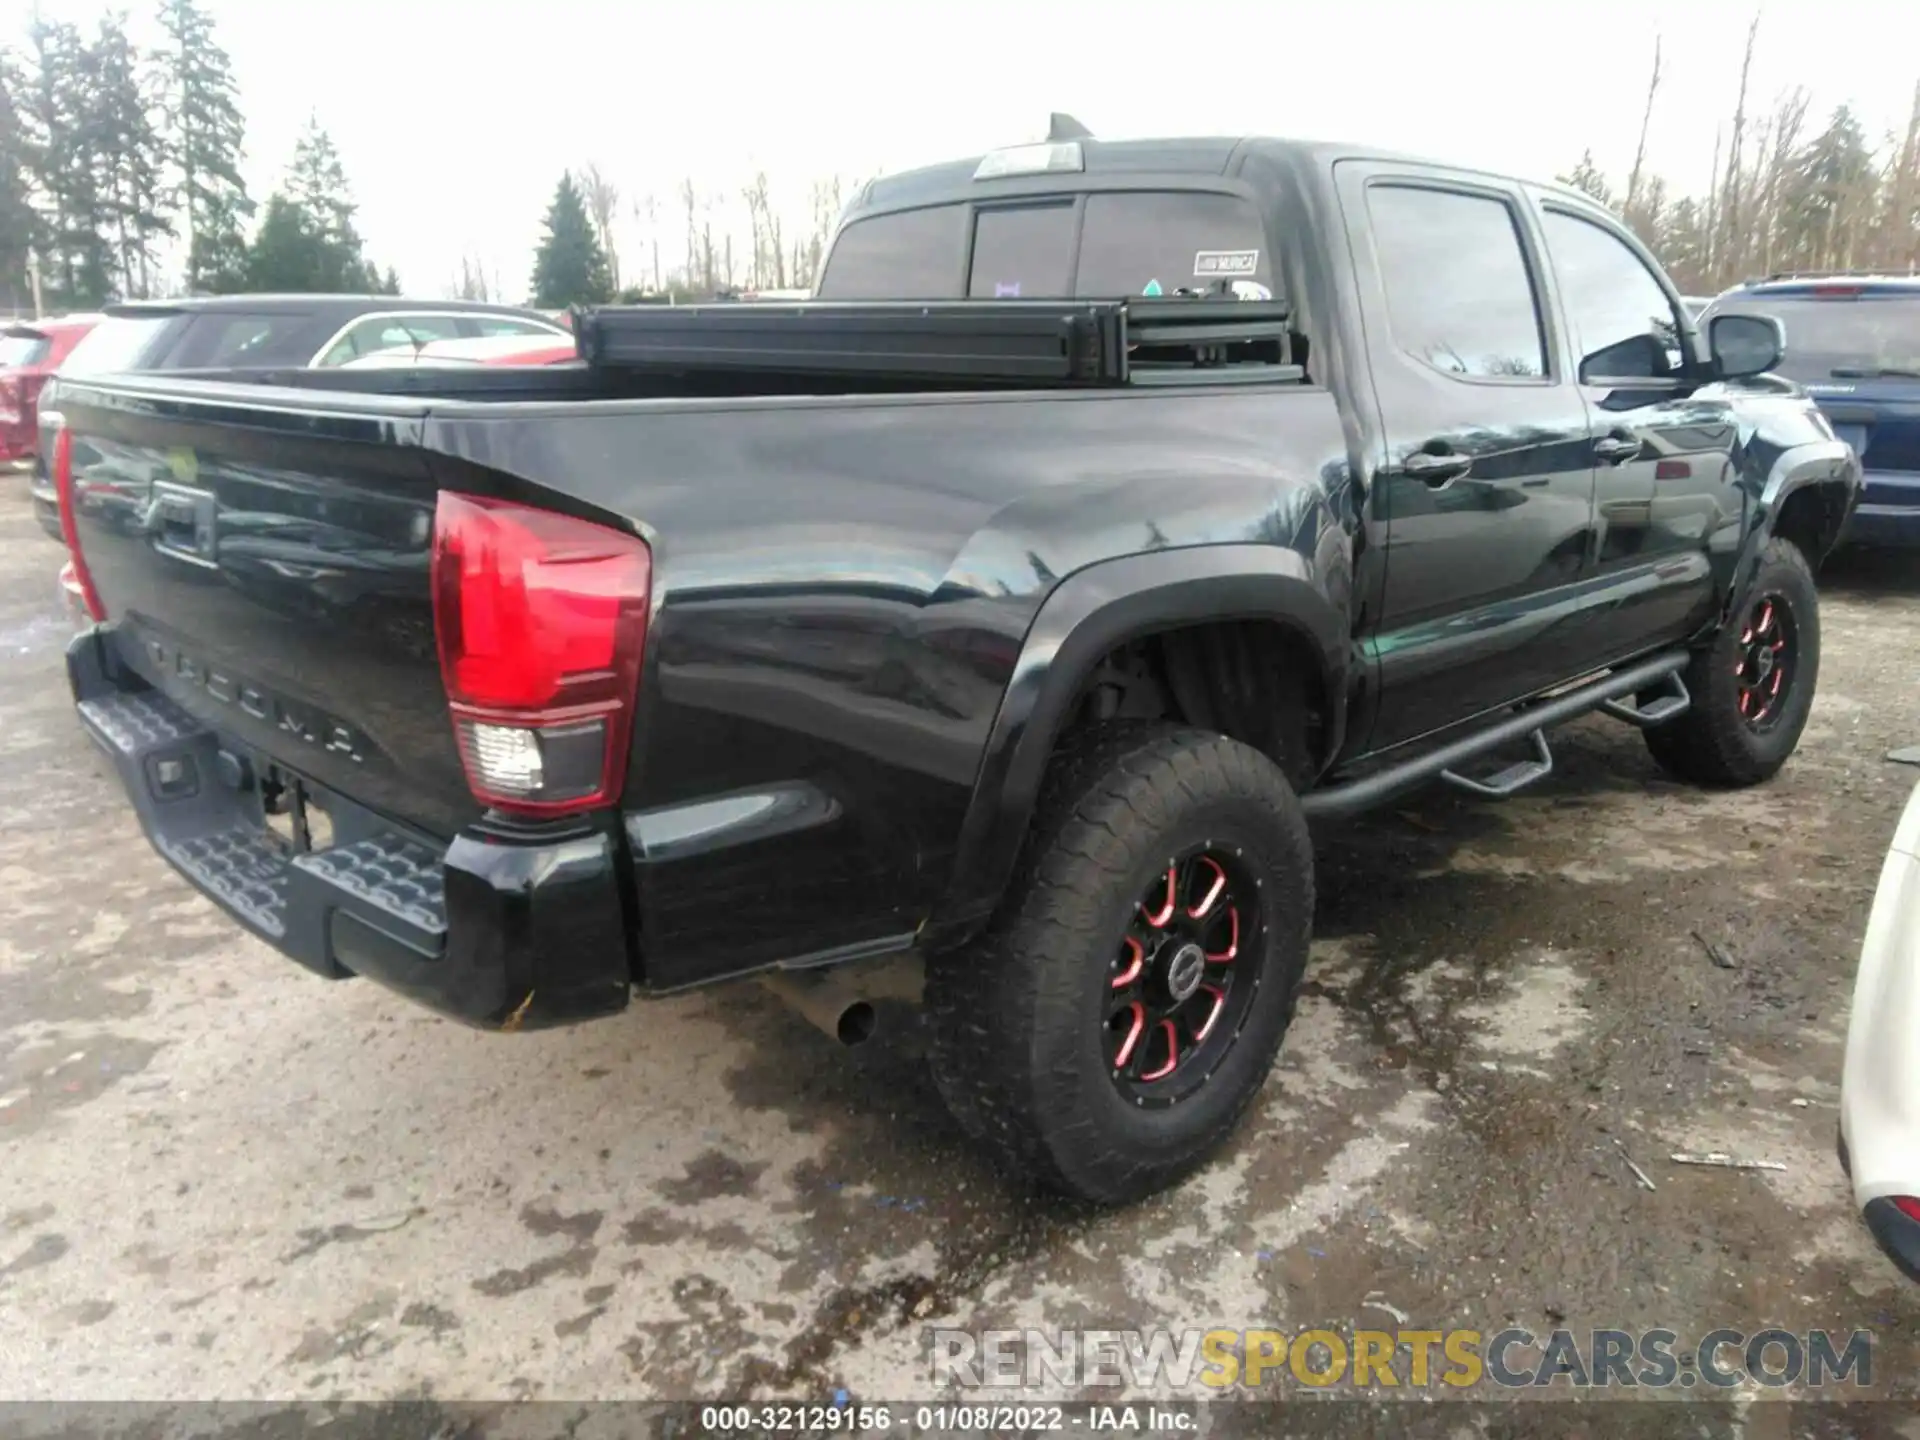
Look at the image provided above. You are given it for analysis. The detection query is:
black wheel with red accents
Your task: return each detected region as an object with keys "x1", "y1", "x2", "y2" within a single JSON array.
[
  {"x1": 1106, "y1": 846, "x2": 1264, "y2": 1106},
  {"x1": 1644, "y1": 536, "x2": 1821, "y2": 787},
  {"x1": 925, "y1": 723, "x2": 1313, "y2": 1206}
]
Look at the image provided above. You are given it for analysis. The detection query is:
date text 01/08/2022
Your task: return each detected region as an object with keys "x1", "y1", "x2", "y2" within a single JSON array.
[{"x1": 696, "y1": 1402, "x2": 1197, "y2": 1432}]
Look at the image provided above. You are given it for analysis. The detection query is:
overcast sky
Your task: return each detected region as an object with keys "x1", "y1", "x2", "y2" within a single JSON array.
[{"x1": 4, "y1": 0, "x2": 1918, "y2": 298}]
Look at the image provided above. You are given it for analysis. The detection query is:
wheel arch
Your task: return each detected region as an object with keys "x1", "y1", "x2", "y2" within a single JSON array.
[
  {"x1": 926, "y1": 544, "x2": 1349, "y2": 946},
  {"x1": 1732, "y1": 438, "x2": 1859, "y2": 606}
]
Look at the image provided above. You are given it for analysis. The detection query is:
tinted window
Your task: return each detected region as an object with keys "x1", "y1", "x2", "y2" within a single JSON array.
[
  {"x1": 0, "y1": 334, "x2": 50, "y2": 367},
  {"x1": 1705, "y1": 293, "x2": 1920, "y2": 383},
  {"x1": 186, "y1": 316, "x2": 282, "y2": 366},
  {"x1": 57, "y1": 315, "x2": 173, "y2": 374},
  {"x1": 1542, "y1": 210, "x2": 1683, "y2": 380},
  {"x1": 968, "y1": 202, "x2": 1075, "y2": 298},
  {"x1": 1366, "y1": 185, "x2": 1546, "y2": 379},
  {"x1": 1077, "y1": 192, "x2": 1270, "y2": 298},
  {"x1": 819, "y1": 192, "x2": 1274, "y2": 302},
  {"x1": 157, "y1": 313, "x2": 323, "y2": 369},
  {"x1": 817, "y1": 204, "x2": 966, "y2": 299}
]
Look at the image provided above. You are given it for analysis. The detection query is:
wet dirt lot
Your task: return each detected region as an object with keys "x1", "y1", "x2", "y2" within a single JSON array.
[{"x1": 3, "y1": 481, "x2": 1920, "y2": 1430}]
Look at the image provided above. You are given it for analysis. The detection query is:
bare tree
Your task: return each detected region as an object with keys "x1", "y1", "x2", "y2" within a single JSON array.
[
  {"x1": 1717, "y1": 13, "x2": 1762, "y2": 276},
  {"x1": 453, "y1": 253, "x2": 490, "y2": 301},
  {"x1": 678, "y1": 178, "x2": 701, "y2": 291},
  {"x1": 1625, "y1": 35, "x2": 1663, "y2": 216},
  {"x1": 581, "y1": 164, "x2": 622, "y2": 292}
]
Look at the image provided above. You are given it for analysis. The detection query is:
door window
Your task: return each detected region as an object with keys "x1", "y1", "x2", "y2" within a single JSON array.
[
  {"x1": 1365, "y1": 184, "x2": 1547, "y2": 380},
  {"x1": 1541, "y1": 210, "x2": 1684, "y2": 381}
]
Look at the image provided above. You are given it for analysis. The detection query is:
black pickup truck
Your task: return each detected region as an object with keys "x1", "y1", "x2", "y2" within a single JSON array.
[{"x1": 47, "y1": 126, "x2": 1860, "y2": 1205}]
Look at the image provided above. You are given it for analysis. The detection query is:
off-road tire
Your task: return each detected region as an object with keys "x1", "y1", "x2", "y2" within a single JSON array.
[
  {"x1": 925, "y1": 723, "x2": 1313, "y2": 1205},
  {"x1": 1644, "y1": 536, "x2": 1820, "y2": 787}
]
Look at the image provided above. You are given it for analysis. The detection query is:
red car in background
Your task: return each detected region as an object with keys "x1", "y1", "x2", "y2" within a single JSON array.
[{"x1": 0, "y1": 314, "x2": 101, "y2": 464}]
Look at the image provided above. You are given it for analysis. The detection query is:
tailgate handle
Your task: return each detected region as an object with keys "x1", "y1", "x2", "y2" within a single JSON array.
[{"x1": 151, "y1": 482, "x2": 219, "y2": 567}]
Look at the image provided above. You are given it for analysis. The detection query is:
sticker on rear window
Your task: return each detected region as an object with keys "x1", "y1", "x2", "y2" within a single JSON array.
[{"x1": 1195, "y1": 250, "x2": 1259, "y2": 278}]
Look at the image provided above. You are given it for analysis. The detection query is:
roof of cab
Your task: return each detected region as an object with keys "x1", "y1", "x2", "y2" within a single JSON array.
[{"x1": 850, "y1": 133, "x2": 1604, "y2": 218}]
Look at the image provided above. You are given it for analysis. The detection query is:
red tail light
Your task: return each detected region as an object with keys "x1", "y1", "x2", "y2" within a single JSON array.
[
  {"x1": 52, "y1": 428, "x2": 106, "y2": 622},
  {"x1": 430, "y1": 491, "x2": 651, "y2": 817},
  {"x1": 1895, "y1": 1197, "x2": 1920, "y2": 1223}
]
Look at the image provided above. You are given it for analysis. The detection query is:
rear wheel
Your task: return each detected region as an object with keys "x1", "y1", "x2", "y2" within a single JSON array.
[
  {"x1": 1644, "y1": 537, "x2": 1820, "y2": 787},
  {"x1": 925, "y1": 724, "x2": 1313, "y2": 1205}
]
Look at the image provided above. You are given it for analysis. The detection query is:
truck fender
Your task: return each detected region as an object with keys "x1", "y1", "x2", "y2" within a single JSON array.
[
  {"x1": 1723, "y1": 437, "x2": 1859, "y2": 624},
  {"x1": 926, "y1": 544, "x2": 1349, "y2": 946}
]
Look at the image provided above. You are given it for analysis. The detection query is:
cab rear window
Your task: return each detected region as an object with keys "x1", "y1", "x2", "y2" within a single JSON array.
[{"x1": 818, "y1": 191, "x2": 1271, "y2": 301}]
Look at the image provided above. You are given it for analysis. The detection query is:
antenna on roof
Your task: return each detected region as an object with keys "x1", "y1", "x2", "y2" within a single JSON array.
[{"x1": 1047, "y1": 112, "x2": 1094, "y2": 142}]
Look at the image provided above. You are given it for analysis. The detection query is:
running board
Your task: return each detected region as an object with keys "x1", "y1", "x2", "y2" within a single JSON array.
[
  {"x1": 1441, "y1": 729, "x2": 1553, "y2": 798},
  {"x1": 1599, "y1": 671, "x2": 1691, "y2": 729},
  {"x1": 1301, "y1": 650, "x2": 1690, "y2": 820}
]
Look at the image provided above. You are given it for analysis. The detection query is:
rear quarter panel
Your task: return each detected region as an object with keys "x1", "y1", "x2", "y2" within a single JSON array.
[{"x1": 424, "y1": 384, "x2": 1354, "y2": 989}]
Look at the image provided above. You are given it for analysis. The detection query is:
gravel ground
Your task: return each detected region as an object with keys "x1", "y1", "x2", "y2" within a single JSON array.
[{"x1": 2, "y1": 481, "x2": 1918, "y2": 1432}]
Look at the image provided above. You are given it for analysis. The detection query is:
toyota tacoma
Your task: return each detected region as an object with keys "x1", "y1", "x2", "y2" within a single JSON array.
[{"x1": 47, "y1": 122, "x2": 1861, "y2": 1204}]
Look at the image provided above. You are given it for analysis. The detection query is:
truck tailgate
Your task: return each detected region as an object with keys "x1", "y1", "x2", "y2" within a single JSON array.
[
  {"x1": 59, "y1": 385, "x2": 476, "y2": 840},
  {"x1": 54, "y1": 378, "x2": 637, "y2": 1028}
]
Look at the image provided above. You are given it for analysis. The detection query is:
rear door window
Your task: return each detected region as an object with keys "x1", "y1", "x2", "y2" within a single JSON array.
[
  {"x1": 1365, "y1": 184, "x2": 1548, "y2": 379},
  {"x1": 159, "y1": 313, "x2": 325, "y2": 369}
]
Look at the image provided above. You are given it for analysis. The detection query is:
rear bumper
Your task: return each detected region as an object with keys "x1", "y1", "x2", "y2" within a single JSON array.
[
  {"x1": 68, "y1": 627, "x2": 633, "y2": 1030},
  {"x1": 1843, "y1": 469, "x2": 1920, "y2": 548}
]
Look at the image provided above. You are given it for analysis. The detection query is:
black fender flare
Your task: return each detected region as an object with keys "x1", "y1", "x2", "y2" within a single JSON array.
[
  {"x1": 1722, "y1": 437, "x2": 1859, "y2": 624},
  {"x1": 926, "y1": 544, "x2": 1350, "y2": 945}
]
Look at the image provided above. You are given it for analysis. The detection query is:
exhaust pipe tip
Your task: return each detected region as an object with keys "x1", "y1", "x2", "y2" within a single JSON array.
[
  {"x1": 758, "y1": 959, "x2": 919, "y2": 1049},
  {"x1": 836, "y1": 1001, "x2": 877, "y2": 1047}
]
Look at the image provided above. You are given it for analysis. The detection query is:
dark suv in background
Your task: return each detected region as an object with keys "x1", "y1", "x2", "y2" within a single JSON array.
[
  {"x1": 31, "y1": 294, "x2": 568, "y2": 540},
  {"x1": 1704, "y1": 274, "x2": 1920, "y2": 548}
]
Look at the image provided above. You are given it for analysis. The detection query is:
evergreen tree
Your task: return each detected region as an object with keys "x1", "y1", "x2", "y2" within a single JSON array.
[
  {"x1": 87, "y1": 13, "x2": 171, "y2": 298},
  {"x1": 158, "y1": 0, "x2": 251, "y2": 294},
  {"x1": 19, "y1": 17, "x2": 115, "y2": 307},
  {"x1": 0, "y1": 51, "x2": 42, "y2": 312},
  {"x1": 244, "y1": 191, "x2": 325, "y2": 291},
  {"x1": 1777, "y1": 106, "x2": 1880, "y2": 271},
  {"x1": 246, "y1": 120, "x2": 385, "y2": 291},
  {"x1": 530, "y1": 172, "x2": 612, "y2": 308},
  {"x1": 285, "y1": 117, "x2": 370, "y2": 287}
]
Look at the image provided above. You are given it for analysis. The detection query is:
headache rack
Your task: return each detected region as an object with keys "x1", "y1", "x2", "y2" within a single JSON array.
[{"x1": 572, "y1": 296, "x2": 1303, "y2": 388}]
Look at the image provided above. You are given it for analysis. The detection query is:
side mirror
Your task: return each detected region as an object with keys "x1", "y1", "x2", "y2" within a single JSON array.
[{"x1": 1709, "y1": 313, "x2": 1784, "y2": 379}]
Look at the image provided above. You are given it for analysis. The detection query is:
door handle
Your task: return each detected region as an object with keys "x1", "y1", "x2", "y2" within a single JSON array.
[
  {"x1": 1401, "y1": 450, "x2": 1473, "y2": 485},
  {"x1": 1593, "y1": 434, "x2": 1642, "y2": 464}
]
